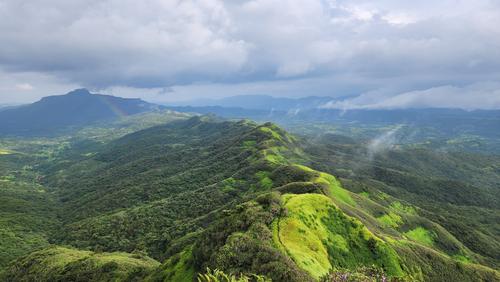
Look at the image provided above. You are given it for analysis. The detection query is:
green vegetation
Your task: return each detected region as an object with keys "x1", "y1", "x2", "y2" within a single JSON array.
[
  {"x1": 274, "y1": 194, "x2": 333, "y2": 278},
  {"x1": 359, "y1": 191, "x2": 369, "y2": 198},
  {"x1": 394, "y1": 242, "x2": 500, "y2": 282},
  {"x1": 0, "y1": 149, "x2": 12, "y2": 155},
  {"x1": 198, "y1": 268, "x2": 271, "y2": 282},
  {"x1": 315, "y1": 171, "x2": 355, "y2": 206},
  {"x1": 0, "y1": 114, "x2": 499, "y2": 281},
  {"x1": 259, "y1": 126, "x2": 284, "y2": 142},
  {"x1": 275, "y1": 193, "x2": 403, "y2": 279},
  {"x1": 192, "y1": 192, "x2": 313, "y2": 282},
  {"x1": 0, "y1": 246, "x2": 159, "y2": 281},
  {"x1": 147, "y1": 246, "x2": 195, "y2": 282},
  {"x1": 377, "y1": 212, "x2": 403, "y2": 228},
  {"x1": 304, "y1": 132, "x2": 500, "y2": 270},
  {"x1": 0, "y1": 181, "x2": 60, "y2": 268},
  {"x1": 404, "y1": 227, "x2": 435, "y2": 247},
  {"x1": 242, "y1": 140, "x2": 257, "y2": 148},
  {"x1": 256, "y1": 171, "x2": 273, "y2": 189},
  {"x1": 389, "y1": 201, "x2": 416, "y2": 215}
]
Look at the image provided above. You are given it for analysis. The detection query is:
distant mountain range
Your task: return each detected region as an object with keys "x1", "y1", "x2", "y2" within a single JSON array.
[
  {"x1": 0, "y1": 89, "x2": 160, "y2": 136},
  {"x1": 2, "y1": 90, "x2": 500, "y2": 139},
  {"x1": 171, "y1": 95, "x2": 336, "y2": 111},
  {"x1": 166, "y1": 94, "x2": 500, "y2": 138}
]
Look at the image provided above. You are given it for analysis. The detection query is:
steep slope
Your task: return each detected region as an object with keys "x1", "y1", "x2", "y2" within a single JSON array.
[
  {"x1": 40, "y1": 117, "x2": 301, "y2": 258},
  {"x1": 187, "y1": 160, "x2": 499, "y2": 281},
  {"x1": 2, "y1": 117, "x2": 499, "y2": 281},
  {"x1": 274, "y1": 193, "x2": 402, "y2": 279},
  {"x1": 304, "y1": 134, "x2": 500, "y2": 269},
  {"x1": 0, "y1": 89, "x2": 160, "y2": 136}
]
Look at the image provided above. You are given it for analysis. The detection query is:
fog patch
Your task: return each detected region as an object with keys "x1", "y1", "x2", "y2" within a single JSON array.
[
  {"x1": 367, "y1": 125, "x2": 403, "y2": 160},
  {"x1": 287, "y1": 108, "x2": 301, "y2": 116}
]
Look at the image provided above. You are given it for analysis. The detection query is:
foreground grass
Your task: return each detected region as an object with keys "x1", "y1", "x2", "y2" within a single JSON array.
[{"x1": 274, "y1": 193, "x2": 403, "y2": 279}]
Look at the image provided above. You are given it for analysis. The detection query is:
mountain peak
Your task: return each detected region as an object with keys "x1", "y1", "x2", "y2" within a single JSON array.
[
  {"x1": 0, "y1": 89, "x2": 162, "y2": 136},
  {"x1": 66, "y1": 88, "x2": 91, "y2": 96}
]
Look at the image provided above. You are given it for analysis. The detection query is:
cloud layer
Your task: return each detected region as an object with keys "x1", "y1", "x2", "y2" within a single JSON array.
[
  {"x1": 0, "y1": 0, "x2": 499, "y2": 107},
  {"x1": 322, "y1": 82, "x2": 500, "y2": 110}
]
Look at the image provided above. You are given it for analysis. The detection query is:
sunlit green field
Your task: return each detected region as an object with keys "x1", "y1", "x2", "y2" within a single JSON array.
[{"x1": 0, "y1": 149, "x2": 12, "y2": 155}]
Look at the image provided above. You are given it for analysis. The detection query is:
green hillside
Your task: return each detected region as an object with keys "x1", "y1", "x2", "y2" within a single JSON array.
[
  {"x1": 303, "y1": 133, "x2": 500, "y2": 269},
  {"x1": 274, "y1": 193, "x2": 402, "y2": 279},
  {"x1": 0, "y1": 247, "x2": 159, "y2": 281},
  {"x1": 0, "y1": 146, "x2": 61, "y2": 269},
  {"x1": 0, "y1": 181, "x2": 59, "y2": 268},
  {"x1": 0, "y1": 115, "x2": 499, "y2": 281}
]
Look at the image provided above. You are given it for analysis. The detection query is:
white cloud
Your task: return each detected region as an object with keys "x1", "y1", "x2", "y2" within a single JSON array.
[
  {"x1": 0, "y1": 0, "x2": 499, "y2": 107},
  {"x1": 276, "y1": 61, "x2": 312, "y2": 77},
  {"x1": 367, "y1": 125, "x2": 402, "y2": 159},
  {"x1": 321, "y1": 82, "x2": 500, "y2": 110},
  {"x1": 15, "y1": 83, "x2": 34, "y2": 91},
  {"x1": 0, "y1": 70, "x2": 79, "y2": 103},
  {"x1": 0, "y1": 0, "x2": 248, "y2": 87}
]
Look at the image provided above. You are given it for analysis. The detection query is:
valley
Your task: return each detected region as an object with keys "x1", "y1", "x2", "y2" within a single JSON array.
[{"x1": 0, "y1": 108, "x2": 499, "y2": 281}]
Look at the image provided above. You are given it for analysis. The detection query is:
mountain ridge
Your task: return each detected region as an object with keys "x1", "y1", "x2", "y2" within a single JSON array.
[
  {"x1": 169, "y1": 95, "x2": 337, "y2": 111},
  {"x1": 1, "y1": 115, "x2": 498, "y2": 281},
  {"x1": 0, "y1": 89, "x2": 161, "y2": 136}
]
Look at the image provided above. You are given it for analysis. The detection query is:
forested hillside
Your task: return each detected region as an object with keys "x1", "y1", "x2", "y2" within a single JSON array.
[{"x1": 0, "y1": 115, "x2": 498, "y2": 281}]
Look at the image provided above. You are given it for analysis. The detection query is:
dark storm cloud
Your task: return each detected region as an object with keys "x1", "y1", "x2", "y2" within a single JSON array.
[{"x1": 0, "y1": 0, "x2": 499, "y2": 108}]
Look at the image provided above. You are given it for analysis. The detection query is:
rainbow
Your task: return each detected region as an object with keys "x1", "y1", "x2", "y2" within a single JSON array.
[{"x1": 97, "y1": 95, "x2": 129, "y2": 118}]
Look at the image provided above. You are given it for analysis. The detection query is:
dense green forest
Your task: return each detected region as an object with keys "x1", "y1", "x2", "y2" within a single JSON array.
[{"x1": 0, "y1": 112, "x2": 499, "y2": 281}]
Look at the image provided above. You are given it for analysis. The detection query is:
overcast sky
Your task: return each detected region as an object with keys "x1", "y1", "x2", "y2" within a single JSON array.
[{"x1": 0, "y1": 0, "x2": 499, "y2": 109}]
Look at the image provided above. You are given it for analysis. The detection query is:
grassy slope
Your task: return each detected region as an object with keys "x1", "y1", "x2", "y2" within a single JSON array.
[
  {"x1": 274, "y1": 193, "x2": 402, "y2": 279},
  {"x1": 0, "y1": 246, "x2": 159, "y2": 282},
  {"x1": 404, "y1": 227, "x2": 434, "y2": 247},
  {"x1": 0, "y1": 149, "x2": 12, "y2": 155},
  {"x1": 146, "y1": 246, "x2": 195, "y2": 282},
  {"x1": 274, "y1": 194, "x2": 332, "y2": 278}
]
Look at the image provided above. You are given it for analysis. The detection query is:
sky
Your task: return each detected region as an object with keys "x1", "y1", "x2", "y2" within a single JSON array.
[{"x1": 0, "y1": 0, "x2": 500, "y2": 109}]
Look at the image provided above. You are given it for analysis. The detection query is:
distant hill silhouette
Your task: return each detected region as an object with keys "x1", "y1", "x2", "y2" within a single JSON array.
[
  {"x1": 172, "y1": 95, "x2": 335, "y2": 111},
  {"x1": 165, "y1": 105, "x2": 500, "y2": 139},
  {"x1": 0, "y1": 89, "x2": 160, "y2": 136}
]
